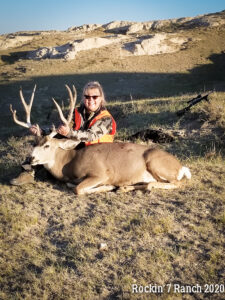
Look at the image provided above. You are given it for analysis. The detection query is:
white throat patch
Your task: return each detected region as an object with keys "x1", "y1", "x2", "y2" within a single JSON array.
[{"x1": 44, "y1": 160, "x2": 55, "y2": 171}]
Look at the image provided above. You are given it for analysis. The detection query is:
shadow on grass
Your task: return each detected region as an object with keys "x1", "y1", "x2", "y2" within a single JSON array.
[
  {"x1": 1, "y1": 50, "x2": 29, "y2": 64},
  {"x1": 0, "y1": 163, "x2": 19, "y2": 184},
  {"x1": 112, "y1": 110, "x2": 177, "y2": 132}
]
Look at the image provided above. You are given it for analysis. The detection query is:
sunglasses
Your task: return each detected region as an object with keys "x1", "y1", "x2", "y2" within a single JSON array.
[{"x1": 84, "y1": 95, "x2": 100, "y2": 100}]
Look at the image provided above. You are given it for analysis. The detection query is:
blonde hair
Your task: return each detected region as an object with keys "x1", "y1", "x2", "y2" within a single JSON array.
[{"x1": 82, "y1": 81, "x2": 106, "y2": 106}]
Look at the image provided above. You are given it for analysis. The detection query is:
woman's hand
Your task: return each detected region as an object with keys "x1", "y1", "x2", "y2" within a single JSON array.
[
  {"x1": 29, "y1": 125, "x2": 42, "y2": 136},
  {"x1": 57, "y1": 124, "x2": 70, "y2": 136}
]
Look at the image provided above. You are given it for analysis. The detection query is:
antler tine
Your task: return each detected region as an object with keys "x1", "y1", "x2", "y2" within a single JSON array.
[
  {"x1": 52, "y1": 97, "x2": 68, "y2": 126},
  {"x1": 52, "y1": 85, "x2": 77, "y2": 127},
  {"x1": 19, "y1": 84, "x2": 36, "y2": 126},
  {"x1": 65, "y1": 84, "x2": 77, "y2": 123},
  {"x1": 35, "y1": 124, "x2": 42, "y2": 137},
  {"x1": 10, "y1": 104, "x2": 30, "y2": 128},
  {"x1": 48, "y1": 124, "x2": 58, "y2": 138},
  {"x1": 29, "y1": 84, "x2": 37, "y2": 116}
]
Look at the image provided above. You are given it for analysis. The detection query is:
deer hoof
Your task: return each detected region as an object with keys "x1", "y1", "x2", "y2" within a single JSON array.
[
  {"x1": 147, "y1": 183, "x2": 153, "y2": 191},
  {"x1": 117, "y1": 186, "x2": 134, "y2": 193}
]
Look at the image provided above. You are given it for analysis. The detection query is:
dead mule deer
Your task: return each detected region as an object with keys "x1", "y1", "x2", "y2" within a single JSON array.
[{"x1": 10, "y1": 85, "x2": 191, "y2": 194}]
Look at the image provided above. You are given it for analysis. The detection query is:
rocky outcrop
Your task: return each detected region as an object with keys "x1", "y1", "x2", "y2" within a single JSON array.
[
  {"x1": 0, "y1": 31, "x2": 58, "y2": 50},
  {"x1": 103, "y1": 21, "x2": 134, "y2": 30},
  {"x1": 65, "y1": 10, "x2": 225, "y2": 36},
  {"x1": 108, "y1": 10, "x2": 225, "y2": 35},
  {"x1": 181, "y1": 12, "x2": 225, "y2": 28},
  {"x1": 67, "y1": 24, "x2": 102, "y2": 32},
  {"x1": 27, "y1": 36, "x2": 120, "y2": 60},
  {"x1": 27, "y1": 32, "x2": 190, "y2": 60},
  {"x1": 103, "y1": 21, "x2": 135, "y2": 33},
  {"x1": 0, "y1": 34, "x2": 37, "y2": 50},
  {"x1": 124, "y1": 34, "x2": 189, "y2": 56},
  {"x1": 126, "y1": 23, "x2": 145, "y2": 34}
]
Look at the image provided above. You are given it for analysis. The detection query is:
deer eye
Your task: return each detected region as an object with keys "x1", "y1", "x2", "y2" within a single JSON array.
[{"x1": 44, "y1": 145, "x2": 50, "y2": 149}]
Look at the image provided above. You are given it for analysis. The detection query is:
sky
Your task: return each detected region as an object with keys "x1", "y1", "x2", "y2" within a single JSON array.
[{"x1": 0, "y1": 0, "x2": 224, "y2": 34}]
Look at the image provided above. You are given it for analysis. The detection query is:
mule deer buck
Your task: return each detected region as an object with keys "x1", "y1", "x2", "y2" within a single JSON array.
[{"x1": 10, "y1": 85, "x2": 191, "y2": 194}]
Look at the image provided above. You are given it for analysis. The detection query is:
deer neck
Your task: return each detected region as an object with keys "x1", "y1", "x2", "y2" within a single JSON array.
[
  {"x1": 44, "y1": 148, "x2": 76, "y2": 180},
  {"x1": 43, "y1": 160, "x2": 55, "y2": 172}
]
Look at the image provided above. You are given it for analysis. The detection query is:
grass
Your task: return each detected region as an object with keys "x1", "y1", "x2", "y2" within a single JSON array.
[{"x1": 0, "y1": 22, "x2": 225, "y2": 300}]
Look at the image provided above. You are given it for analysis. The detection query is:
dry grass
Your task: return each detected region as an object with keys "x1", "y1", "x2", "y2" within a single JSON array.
[
  {"x1": 0, "y1": 170, "x2": 224, "y2": 299},
  {"x1": 0, "y1": 23, "x2": 225, "y2": 300}
]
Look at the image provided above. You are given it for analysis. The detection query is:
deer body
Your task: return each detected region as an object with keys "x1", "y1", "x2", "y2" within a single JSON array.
[
  {"x1": 45, "y1": 147, "x2": 77, "y2": 181},
  {"x1": 30, "y1": 138, "x2": 191, "y2": 194},
  {"x1": 32, "y1": 141, "x2": 150, "y2": 183}
]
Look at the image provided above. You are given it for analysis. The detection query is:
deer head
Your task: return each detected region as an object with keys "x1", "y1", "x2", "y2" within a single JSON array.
[{"x1": 30, "y1": 135, "x2": 78, "y2": 166}]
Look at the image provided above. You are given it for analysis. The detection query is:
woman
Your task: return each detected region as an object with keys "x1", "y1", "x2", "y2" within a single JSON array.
[
  {"x1": 57, "y1": 81, "x2": 116, "y2": 145},
  {"x1": 10, "y1": 81, "x2": 116, "y2": 185}
]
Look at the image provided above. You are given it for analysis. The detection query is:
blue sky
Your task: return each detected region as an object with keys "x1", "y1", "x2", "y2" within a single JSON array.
[{"x1": 0, "y1": 0, "x2": 224, "y2": 34}]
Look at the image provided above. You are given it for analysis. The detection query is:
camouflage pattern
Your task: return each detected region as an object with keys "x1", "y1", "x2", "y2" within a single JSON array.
[{"x1": 67, "y1": 106, "x2": 113, "y2": 142}]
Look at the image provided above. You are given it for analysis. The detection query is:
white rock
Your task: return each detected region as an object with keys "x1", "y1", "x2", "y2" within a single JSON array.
[
  {"x1": 125, "y1": 33, "x2": 189, "y2": 56},
  {"x1": 126, "y1": 23, "x2": 144, "y2": 34},
  {"x1": 0, "y1": 35, "x2": 34, "y2": 50},
  {"x1": 67, "y1": 23, "x2": 102, "y2": 32},
  {"x1": 27, "y1": 37, "x2": 120, "y2": 60},
  {"x1": 103, "y1": 20, "x2": 134, "y2": 30}
]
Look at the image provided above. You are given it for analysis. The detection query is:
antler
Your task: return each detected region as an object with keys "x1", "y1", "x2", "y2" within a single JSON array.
[
  {"x1": 10, "y1": 85, "x2": 37, "y2": 128},
  {"x1": 52, "y1": 84, "x2": 77, "y2": 126}
]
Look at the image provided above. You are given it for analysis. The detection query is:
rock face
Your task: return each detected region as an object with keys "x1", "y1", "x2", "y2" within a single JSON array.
[
  {"x1": 102, "y1": 10, "x2": 225, "y2": 34},
  {"x1": 26, "y1": 32, "x2": 190, "y2": 60},
  {"x1": 103, "y1": 21, "x2": 134, "y2": 30},
  {"x1": 126, "y1": 23, "x2": 146, "y2": 34},
  {"x1": 27, "y1": 37, "x2": 119, "y2": 60},
  {"x1": 0, "y1": 31, "x2": 54, "y2": 51},
  {"x1": 181, "y1": 12, "x2": 225, "y2": 28},
  {"x1": 124, "y1": 34, "x2": 189, "y2": 56},
  {"x1": 103, "y1": 21, "x2": 135, "y2": 33},
  {"x1": 67, "y1": 24, "x2": 102, "y2": 32},
  {"x1": 0, "y1": 34, "x2": 37, "y2": 50}
]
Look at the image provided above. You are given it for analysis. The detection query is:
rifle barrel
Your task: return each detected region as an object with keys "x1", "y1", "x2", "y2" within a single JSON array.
[{"x1": 176, "y1": 91, "x2": 213, "y2": 117}]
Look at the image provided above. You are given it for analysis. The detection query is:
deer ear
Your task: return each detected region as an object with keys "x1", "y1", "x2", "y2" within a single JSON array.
[{"x1": 58, "y1": 139, "x2": 80, "y2": 150}]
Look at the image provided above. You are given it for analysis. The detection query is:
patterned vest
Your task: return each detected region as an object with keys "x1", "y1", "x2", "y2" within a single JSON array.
[{"x1": 73, "y1": 108, "x2": 116, "y2": 146}]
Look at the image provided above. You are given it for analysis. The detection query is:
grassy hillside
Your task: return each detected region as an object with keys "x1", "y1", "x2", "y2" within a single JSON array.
[{"x1": 0, "y1": 20, "x2": 225, "y2": 299}]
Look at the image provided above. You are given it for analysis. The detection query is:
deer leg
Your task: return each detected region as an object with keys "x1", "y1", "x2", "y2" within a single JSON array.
[
  {"x1": 74, "y1": 177, "x2": 115, "y2": 195},
  {"x1": 147, "y1": 182, "x2": 180, "y2": 190},
  {"x1": 85, "y1": 185, "x2": 116, "y2": 194},
  {"x1": 118, "y1": 184, "x2": 149, "y2": 193}
]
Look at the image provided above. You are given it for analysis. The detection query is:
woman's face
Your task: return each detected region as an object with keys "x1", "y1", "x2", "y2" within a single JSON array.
[{"x1": 83, "y1": 88, "x2": 102, "y2": 112}]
